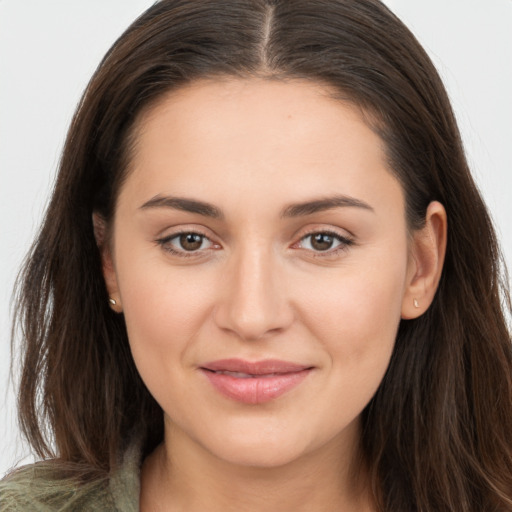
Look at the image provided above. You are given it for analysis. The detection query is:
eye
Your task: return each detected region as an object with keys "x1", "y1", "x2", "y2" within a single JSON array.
[
  {"x1": 297, "y1": 231, "x2": 353, "y2": 253},
  {"x1": 157, "y1": 231, "x2": 215, "y2": 256}
]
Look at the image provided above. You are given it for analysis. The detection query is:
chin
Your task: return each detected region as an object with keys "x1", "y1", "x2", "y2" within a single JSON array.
[
  {"x1": 211, "y1": 440, "x2": 309, "y2": 469},
  {"x1": 193, "y1": 422, "x2": 322, "y2": 469}
]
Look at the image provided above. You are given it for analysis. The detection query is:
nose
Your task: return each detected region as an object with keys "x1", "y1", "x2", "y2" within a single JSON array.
[{"x1": 213, "y1": 245, "x2": 294, "y2": 341}]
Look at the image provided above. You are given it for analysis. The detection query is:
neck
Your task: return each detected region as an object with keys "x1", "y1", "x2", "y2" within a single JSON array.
[{"x1": 140, "y1": 419, "x2": 373, "y2": 512}]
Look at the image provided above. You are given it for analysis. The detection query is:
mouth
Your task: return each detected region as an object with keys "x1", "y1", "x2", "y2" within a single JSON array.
[
  {"x1": 206, "y1": 370, "x2": 289, "y2": 378},
  {"x1": 200, "y1": 359, "x2": 314, "y2": 404}
]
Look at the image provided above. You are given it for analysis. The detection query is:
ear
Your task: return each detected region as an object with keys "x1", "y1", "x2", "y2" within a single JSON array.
[
  {"x1": 92, "y1": 212, "x2": 122, "y2": 312},
  {"x1": 401, "y1": 201, "x2": 447, "y2": 319}
]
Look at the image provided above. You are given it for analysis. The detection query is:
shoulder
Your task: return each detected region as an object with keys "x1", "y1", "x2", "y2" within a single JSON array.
[
  {"x1": 0, "y1": 438, "x2": 142, "y2": 511},
  {"x1": 0, "y1": 462, "x2": 114, "y2": 511}
]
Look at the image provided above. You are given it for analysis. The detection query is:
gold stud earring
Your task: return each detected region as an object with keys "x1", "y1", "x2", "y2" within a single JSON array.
[
  {"x1": 109, "y1": 298, "x2": 117, "y2": 306},
  {"x1": 413, "y1": 299, "x2": 419, "y2": 308}
]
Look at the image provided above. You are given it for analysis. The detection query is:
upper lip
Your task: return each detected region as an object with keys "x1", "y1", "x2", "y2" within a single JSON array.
[{"x1": 201, "y1": 358, "x2": 312, "y2": 375}]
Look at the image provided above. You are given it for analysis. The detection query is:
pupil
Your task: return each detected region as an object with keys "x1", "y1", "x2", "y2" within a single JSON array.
[
  {"x1": 180, "y1": 233, "x2": 203, "y2": 251},
  {"x1": 311, "y1": 233, "x2": 333, "y2": 251}
]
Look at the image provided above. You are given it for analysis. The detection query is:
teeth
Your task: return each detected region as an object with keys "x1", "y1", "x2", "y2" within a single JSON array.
[{"x1": 216, "y1": 371, "x2": 278, "y2": 378}]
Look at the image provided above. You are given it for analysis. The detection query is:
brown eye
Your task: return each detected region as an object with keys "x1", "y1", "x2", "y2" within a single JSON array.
[
  {"x1": 310, "y1": 233, "x2": 335, "y2": 251},
  {"x1": 157, "y1": 231, "x2": 214, "y2": 256},
  {"x1": 179, "y1": 233, "x2": 204, "y2": 251},
  {"x1": 297, "y1": 231, "x2": 353, "y2": 254}
]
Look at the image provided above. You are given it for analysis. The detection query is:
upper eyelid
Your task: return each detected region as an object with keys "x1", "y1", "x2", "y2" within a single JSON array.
[
  {"x1": 299, "y1": 227, "x2": 352, "y2": 238},
  {"x1": 294, "y1": 230, "x2": 354, "y2": 249},
  {"x1": 294, "y1": 225, "x2": 355, "y2": 243},
  {"x1": 156, "y1": 231, "x2": 217, "y2": 258},
  {"x1": 158, "y1": 230, "x2": 216, "y2": 248},
  {"x1": 157, "y1": 225, "x2": 215, "y2": 240}
]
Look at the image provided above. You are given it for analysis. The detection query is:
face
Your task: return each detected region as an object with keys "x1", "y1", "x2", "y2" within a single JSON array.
[{"x1": 104, "y1": 79, "x2": 416, "y2": 468}]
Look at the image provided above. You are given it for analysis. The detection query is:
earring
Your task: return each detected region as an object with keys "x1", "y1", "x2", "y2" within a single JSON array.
[
  {"x1": 413, "y1": 298, "x2": 419, "y2": 308},
  {"x1": 109, "y1": 298, "x2": 117, "y2": 306}
]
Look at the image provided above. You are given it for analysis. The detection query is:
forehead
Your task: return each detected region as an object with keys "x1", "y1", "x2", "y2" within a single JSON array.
[
  {"x1": 134, "y1": 78, "x2": 373, "y2": 153},
  {"x1": 120, "y1": 78, "x2": 403, "y2": 217}
]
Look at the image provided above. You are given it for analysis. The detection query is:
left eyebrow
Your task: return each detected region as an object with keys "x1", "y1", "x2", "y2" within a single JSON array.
[{"x1": 280, "y1": 195, "x2": 375, "y2": 218}]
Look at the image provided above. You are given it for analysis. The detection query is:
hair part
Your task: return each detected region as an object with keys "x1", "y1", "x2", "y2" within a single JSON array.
[{"x1": 12, "y1": 1, "x2": 512, "y2": 510}]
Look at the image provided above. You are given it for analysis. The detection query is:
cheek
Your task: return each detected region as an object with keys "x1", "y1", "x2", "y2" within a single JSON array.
[
  {"x1": 297, "y1": 250, "x2": 407, "y2": 393},
  {"x1": 114, "y1": 249, "x2": 217, "y2": 377},
  {"x1": 302, "y1": 254, "x2": 405, "y2": 327}
]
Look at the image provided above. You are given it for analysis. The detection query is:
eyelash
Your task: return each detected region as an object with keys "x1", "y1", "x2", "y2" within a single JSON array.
[
  {"x1": 156, "y1": 230, "x2": 216, "y2": 258},
  {"x1": 295, "y1": 229, "x2": 355, "y2": 257},
  {"x1": 156, "y1": 229, "x2": 355, "y2": 258}
]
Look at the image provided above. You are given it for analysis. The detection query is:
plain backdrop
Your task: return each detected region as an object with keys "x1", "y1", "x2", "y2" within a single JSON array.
[{"x1": 1, "y1": 0, "x2": 511, "y2": 475}]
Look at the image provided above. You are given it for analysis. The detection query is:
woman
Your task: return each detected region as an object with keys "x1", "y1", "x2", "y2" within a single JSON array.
[{"x1": 2, "y1": 0, "x2": 511, "y2": 510}]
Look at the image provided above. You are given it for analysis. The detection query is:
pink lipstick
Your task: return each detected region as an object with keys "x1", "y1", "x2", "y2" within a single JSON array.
[{"x1": 200, "y1": 359, "x2": 312, "y2": 404}]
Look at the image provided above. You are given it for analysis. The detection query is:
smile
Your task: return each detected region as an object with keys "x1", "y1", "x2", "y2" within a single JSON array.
[{"x1": 200, "y1": 359, "x2": 313, "y2": 404}]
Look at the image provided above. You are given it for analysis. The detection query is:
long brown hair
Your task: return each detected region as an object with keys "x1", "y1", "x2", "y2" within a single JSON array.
[{"x1": 12, "y1": 0, "x2": 512, "y2": 509}]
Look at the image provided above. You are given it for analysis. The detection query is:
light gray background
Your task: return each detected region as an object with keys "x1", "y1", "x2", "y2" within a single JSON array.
[{"x1": 1, "y1": 1, "x2": 511, "y2": 475}]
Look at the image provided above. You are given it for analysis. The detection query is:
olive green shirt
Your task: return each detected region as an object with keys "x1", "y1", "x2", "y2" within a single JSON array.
[{"x1": 0, "y1": 442, "x2": 141, "y2": 511}]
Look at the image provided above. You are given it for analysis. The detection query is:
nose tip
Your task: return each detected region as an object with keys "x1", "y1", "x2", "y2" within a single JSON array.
[
  {"x1": 217, "y1": 308, "x2": 282, "y2": 341},
  {"x1": 213, "y1": 253, "x2": 293, "y2": 341}
]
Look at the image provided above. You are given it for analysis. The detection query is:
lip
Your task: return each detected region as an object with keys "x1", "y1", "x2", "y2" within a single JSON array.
[{"x1": 200, "y1": 358, "x2": 313, "y2": 404}]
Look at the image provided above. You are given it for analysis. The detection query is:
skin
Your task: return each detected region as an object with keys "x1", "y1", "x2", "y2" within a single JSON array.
[{"x1": 96, "y1": 78, "x2": 447, "y2": 511}]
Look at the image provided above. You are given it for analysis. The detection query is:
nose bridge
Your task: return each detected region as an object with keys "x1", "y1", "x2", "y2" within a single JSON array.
[{"x1": 214, "y1": 239, "x2": 292, "y2": 340}]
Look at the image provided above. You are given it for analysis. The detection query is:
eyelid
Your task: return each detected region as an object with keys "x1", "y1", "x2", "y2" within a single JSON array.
[
  {"x1": 155, "y1": 226, "x2": 221, "y2": 257},
  {"x1": 292, "y1": 227, "x2": 355, "y2": 256}
]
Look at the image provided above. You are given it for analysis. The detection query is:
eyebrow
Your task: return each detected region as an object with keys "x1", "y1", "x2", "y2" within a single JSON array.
[
  {"x1": 139, "y1": 194, "x2": 374, "y2": 219},
  {"x1": 140, "y1": 195, "x2": 224, "y2": 219},
  {"x1": 281, "y1": 195, "x2": 374, "y2": 218}
]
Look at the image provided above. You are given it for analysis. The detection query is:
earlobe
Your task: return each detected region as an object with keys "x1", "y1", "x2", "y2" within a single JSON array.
[
  {"x1": 401, "y1": 201, "x2": 447, "y2": 319},
  {"x1": 92, "y1": 212, "x2": 122, "y2": 312}
]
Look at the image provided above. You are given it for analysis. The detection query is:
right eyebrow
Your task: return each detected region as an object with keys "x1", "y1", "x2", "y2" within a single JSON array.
[{"x1": 139, "y1": 195, "x2": 224, "y2": 219}]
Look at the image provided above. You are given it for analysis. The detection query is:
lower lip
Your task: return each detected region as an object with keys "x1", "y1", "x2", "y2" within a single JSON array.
[{"x1": 201, "y1": 369, "x2": 311, "y2": 404}]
